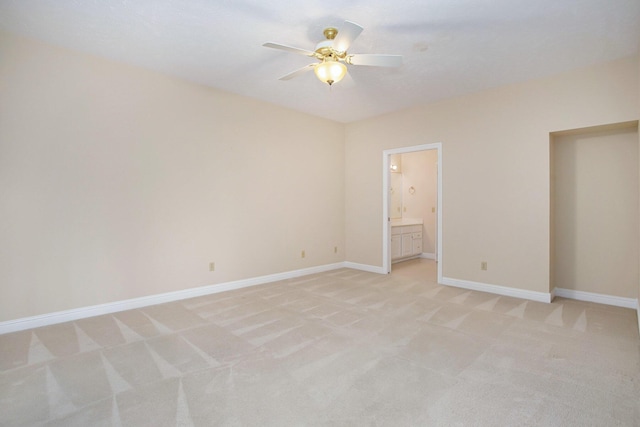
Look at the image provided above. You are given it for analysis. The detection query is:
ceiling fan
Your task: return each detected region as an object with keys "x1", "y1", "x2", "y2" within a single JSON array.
[{"x1": 263, "y1": 21, "x2": 402, "y2": 86}]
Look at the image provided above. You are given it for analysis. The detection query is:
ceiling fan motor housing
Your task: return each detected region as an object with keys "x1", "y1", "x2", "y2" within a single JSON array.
[
  {"x1": 315, "y1": 40, "x2": 335, "y2": 57},
  {"x1": 323, "y1": 27, "x2": 338, "y2": 40}
]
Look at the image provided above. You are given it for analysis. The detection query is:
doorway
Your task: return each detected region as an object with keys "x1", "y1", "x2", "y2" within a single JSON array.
[
  {"x1": 382, "y1": 143, "x2": 442, "y2": 283},
  {"x1": 550, "y1": 122, "x2": 638, "y2": 302}
]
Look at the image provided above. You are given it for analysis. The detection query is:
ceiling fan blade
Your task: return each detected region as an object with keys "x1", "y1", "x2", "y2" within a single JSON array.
[
  {"x1": 332, "y1": 21, "x2": 364, "y2": 52},
  {"x1": 279, "y1": 64, "x2": 316, "y2": 81},
  {"x1": 263, "y1": 42, "x2": 316, "y2": 57},
  {"x1": 348, "y1": 54, "x2": 403, "y2": 67}
]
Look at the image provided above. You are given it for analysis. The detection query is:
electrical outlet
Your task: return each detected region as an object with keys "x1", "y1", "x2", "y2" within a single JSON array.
[
  {"x1": 301, "y1": 250, "x2": 305, "y2": 258},
  {"x1": 209, "y1": 262, "x2": 215, "y2": 272},
  {"x1": 481, "y1": 261, "x2": 487, "y2": 271},
  {"x1": 334, "y1": 246, "x2": 338, "y2": 254}
]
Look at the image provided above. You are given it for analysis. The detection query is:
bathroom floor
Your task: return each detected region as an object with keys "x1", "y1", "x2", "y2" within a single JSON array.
[{"x1": 391, "y1": 257, "x2": 438, "y2": 280}]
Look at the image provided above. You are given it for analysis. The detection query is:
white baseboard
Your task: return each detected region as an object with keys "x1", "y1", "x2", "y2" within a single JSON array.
[
  {"x1": 441, "y1": 276, "x2": 553, "y2": 303},
  {"x1": 343, "y1": 261, "x2": 387, "y2": 275},
  {"x1": 555, "y1": 288, "x2": 638, "y2": 309},
  {"x1": 0, "y1": 262, "x2": 346, "y2": 335},
  {"x1": 19, "y1": 263, "x2": 634, "y2": 335},
  {"x1": 421, "y1": 252, "x2": 436, "y2": 260}
]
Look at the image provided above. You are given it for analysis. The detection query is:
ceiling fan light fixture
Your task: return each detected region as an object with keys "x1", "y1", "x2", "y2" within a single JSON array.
[
  {"x1": 314, "y1": 60, "x2": 347, "y2": 86},
  {"x1": 263, "y1": 20, "x2": 401, "y2": 86}
]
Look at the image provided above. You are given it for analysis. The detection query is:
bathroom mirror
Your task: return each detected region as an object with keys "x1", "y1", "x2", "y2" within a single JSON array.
[{"x1": 390, "y1": 172, "x2": 402, "y2": 219}]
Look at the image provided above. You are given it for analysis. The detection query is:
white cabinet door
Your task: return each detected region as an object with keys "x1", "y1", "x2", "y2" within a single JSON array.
[
  {"x1": 412, "y1": 232, "x2": 422, "y2": 255},
  {"x1": 391, "y1": 235, "x2": 402, "y2": 260},
  {"x1": 401, "y1": 234, "x2": 413, "y2": 257}
]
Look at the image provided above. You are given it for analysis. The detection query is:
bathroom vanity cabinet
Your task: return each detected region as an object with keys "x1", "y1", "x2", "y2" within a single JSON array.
[{"x1": 391, "y1": 222, "x2": 423, "y2": 262}]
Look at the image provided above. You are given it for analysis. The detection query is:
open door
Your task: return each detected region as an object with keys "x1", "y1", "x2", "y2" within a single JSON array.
[{"x1": 382, "y1": 143, "x2": 443, "y2": 283}]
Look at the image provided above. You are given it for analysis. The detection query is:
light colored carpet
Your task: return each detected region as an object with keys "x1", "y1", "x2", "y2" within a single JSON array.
[{"x1": 1, "y1": 259, "x2": 639, "y2": 426}]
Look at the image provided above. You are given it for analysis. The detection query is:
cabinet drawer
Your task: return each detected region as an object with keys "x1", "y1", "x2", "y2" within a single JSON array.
[
  {"x1": 412, "y1": 232, "x2": 422, "y2": 239},
  {"x1": 406, "y1": 225, "x2": 422, "y2": 233}
]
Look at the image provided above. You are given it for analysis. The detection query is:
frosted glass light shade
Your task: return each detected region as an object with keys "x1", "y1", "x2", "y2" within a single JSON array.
[{"x1": 314, "y1": 60, "x2": 347, "y2": 86}]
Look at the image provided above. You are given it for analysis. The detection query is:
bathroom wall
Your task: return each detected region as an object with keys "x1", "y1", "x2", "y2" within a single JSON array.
[
  {"x1": 401, "y1": 151, "x2": 438, "y2": 257},
  {"x1": 389, "y1": 154, "x2": 403, "y2": 219}
]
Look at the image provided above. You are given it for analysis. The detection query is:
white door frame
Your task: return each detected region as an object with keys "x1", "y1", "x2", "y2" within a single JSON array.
[{"x1": 382, "y1": 143, "x2": 443, "y2": 283}]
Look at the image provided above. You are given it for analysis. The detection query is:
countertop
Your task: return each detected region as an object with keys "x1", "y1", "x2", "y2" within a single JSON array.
[{"x1": 390, "y1": 218, "x2": 423, "y2": 227}]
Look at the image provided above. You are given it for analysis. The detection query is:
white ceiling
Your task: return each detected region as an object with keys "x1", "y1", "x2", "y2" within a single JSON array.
[{"x1": 1, "y1": 0, "x2": 639, "y2": 123}]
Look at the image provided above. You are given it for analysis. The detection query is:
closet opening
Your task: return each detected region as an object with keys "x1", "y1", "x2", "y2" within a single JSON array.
[{"x1": 550, "y1": 121, "x2": 639, "y2": 307}]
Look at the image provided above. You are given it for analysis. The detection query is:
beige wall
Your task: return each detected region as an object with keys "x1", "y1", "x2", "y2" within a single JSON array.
[
  {"x1": 345, "y1": 56, "x2": 639, "y2": 294},
  {"x1": 1, "y1": 30, "x2": 639, "y2": 324},
  {"x1": 401, "y1": 151, "x2": 438, "y2": 255},
  {"x1": 552, "y1": 125, "x2": 639, "y2": 298},
  {"x1": 0, "y1": 32, "x2": 345, "y2": 322}
]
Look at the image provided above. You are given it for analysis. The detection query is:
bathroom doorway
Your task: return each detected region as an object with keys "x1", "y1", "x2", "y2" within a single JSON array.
[{"x1": 382, "y1": 143, "x2": 442, "y2": 283}]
